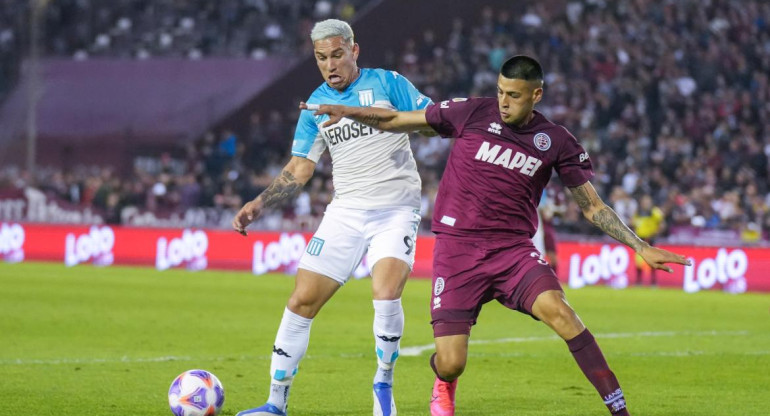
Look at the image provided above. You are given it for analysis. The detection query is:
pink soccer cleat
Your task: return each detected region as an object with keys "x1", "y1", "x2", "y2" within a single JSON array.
[{"x1": 430, "y1": 377, "x2": 457, "y2": 416}]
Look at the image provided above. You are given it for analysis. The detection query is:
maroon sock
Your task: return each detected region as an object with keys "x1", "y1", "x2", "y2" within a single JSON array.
[{"x1": 567, "y1": 329, "x2": 630, "y2": 415}]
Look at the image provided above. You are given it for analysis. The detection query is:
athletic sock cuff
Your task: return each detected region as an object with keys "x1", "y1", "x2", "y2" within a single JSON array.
[
  {"x1": 373, "y1": 298, "x2": 403, "y2": 316},
  {"x1": 566, "y1": 328, "x2": 595, "y2": 352},
  {"x1": 284, "y1": 307, "x2": 313, "y2": 327}
]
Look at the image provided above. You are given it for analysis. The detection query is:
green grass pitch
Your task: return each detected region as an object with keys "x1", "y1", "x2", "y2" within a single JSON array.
[{"x1": 1, "y1": 262, "x2": 768, "y2": 415}]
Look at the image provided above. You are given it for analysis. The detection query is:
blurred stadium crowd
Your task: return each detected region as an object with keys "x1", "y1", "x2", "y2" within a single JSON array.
[
  {"x1": 2, "y1": 0, "x2": 770, "y2": 244},
  {"x1": 0, "y1": 0, "x2": 364, "y2": 97}
]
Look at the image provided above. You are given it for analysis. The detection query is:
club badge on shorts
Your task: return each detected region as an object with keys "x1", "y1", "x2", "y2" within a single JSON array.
[{"x1": 434, "y1": 277, "x2": 445, "y2": 296}]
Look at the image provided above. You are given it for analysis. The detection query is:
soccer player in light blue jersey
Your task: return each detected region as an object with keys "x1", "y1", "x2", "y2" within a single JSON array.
[{"x1": 232, "y1": 19, "x2": 432, "y2": 416}]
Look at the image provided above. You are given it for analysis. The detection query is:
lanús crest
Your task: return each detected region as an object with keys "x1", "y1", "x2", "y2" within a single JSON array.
[
  {"x1": 533, "y1": 132, "x2": 551, "y2": 151},
  {"x1": 434, "y1": 277, "x2": 445, "y2": 296}
]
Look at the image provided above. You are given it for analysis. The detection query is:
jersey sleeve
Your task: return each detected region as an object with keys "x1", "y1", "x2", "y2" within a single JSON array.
[
  {"x1": 424, "y1": 98, "x2": 475, "y2": 138},
  {"x1": 292, "y1": 108, "x2": 326, "y2": 163},
  {"x1": 382, "y1": 70, "x2": 433, "y2": 111},
  {"x1": 554, "y1": 127, "x2": 594, "y2": 187}
]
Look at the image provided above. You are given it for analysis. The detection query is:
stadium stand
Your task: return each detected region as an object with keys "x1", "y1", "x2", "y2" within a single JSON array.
[{"x1": 0, "y1": 0, "x2": 769, "y2": 245}]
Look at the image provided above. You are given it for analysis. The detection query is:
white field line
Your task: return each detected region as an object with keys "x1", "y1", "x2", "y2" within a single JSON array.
[
  {"x1": 1, "y1": 330, "x2": 754, "y2": 365},
  {"x1": 399, "y1": 330, "x2": 750, "y2": 356}
]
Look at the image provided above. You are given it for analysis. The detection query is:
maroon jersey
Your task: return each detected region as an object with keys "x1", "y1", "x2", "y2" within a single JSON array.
[{"x1": 425, "y1": 97, "x2": 593, "y2": 238}]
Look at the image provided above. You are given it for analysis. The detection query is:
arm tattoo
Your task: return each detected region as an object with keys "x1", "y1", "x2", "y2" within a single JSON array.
[
  {"x1": 570, "y1": 184, "x2": 646, "y2": 252},
  {"x1": 360, "y1": 113, "x2": 383, "y2": 127},
  {"x1": 591, "y1": 206, "x2": 646, "y2": 252},
  {"x1": 570, "y1": 185, "x2": 592, "y2": 211},
  {"x1": 259, "y1": 170, "x2": 302, "y2": 209}
]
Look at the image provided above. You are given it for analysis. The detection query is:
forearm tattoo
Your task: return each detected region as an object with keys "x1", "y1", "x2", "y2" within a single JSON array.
[
  {"x1": 591, "y1": 206, "x2": 646, "y2": 252},
  {"x1": 259, "y1": 170, "x2": 302, "y2": 208},
  {"x1": 360, "y1": 112, "x2": 383, "y2": 127},
  {"x1": 570, "y1": 184, "x2": 645, "y2": 251}
]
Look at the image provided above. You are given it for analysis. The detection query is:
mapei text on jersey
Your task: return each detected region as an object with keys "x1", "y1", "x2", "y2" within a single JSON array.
[{"x1": 474, "y1": 141, "x2": 543, "y2": 177}]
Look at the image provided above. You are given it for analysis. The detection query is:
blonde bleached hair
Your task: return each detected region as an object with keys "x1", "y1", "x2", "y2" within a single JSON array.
[{"x1": 310, "y1": 19, "x2": 354, "y2": 45}]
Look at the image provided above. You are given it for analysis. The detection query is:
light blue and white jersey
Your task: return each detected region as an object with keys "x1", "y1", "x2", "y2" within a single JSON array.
[{"x1": 293, "y1": 68, "x2": 432, "y2": 210}]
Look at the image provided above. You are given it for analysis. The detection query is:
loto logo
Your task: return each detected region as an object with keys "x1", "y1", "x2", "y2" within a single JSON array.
[
  {"x1": 683, "y1": 248, "x2": 747, "y2": 293},
  {"x1": 65, "y1": 226, "x2": 115, "y2": 267},
  {"x1": 156, "y1": 229, "x2": 208, "y2": 271},
  {"x1": 0, "y1": 222, "x2": 25, "y2": 263},
  {"x1": 568, "y1": 245, "x2": 629, "y2": 289},
  {"x1": 252, "y1": 233, "x2": 307, "y2": 275}
]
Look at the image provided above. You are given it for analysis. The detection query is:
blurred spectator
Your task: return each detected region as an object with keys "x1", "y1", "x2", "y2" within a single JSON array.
[
  {"x1": 632, "y1": 195, "x2": 665, "y2": 286},
  {"x1": 0, "y1": 0, "x2": 368, "y2": 101},
  {"x1": 1, "y1": 0, "x2": 770, "y2": 244}
]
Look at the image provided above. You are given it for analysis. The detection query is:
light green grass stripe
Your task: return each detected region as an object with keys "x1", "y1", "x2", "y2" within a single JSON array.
[{"x1": 3, "y1": 329, "x2": 751, "y2": 365}]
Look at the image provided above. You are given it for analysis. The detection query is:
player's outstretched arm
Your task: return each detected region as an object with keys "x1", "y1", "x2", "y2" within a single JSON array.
[
  {"x1": 232, "y1": 156, "x2": 316, "y2": 236},
  {"x1": 568, "y1": 181, "x2": 690, "y2": 272},
  {"x1": 300, "y1": 102, "x2": 435, "y2": 134}
]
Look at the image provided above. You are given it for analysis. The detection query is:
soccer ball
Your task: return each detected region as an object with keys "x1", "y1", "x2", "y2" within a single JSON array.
[{"x1": 168, "y1": 369, "x2": 225, "y2": 416}]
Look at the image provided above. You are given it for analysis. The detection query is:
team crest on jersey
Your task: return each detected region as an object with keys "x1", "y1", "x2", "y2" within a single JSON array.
[
  {"x1": 533, "y1": 132, "x2": 551, "y2": 151},
  {"x1": 358, "y1": 89, "x2": 374, "y2": 107}
]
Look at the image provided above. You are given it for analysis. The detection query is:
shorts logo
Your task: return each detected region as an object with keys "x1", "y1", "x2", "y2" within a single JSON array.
[
  {"x1": 433, "y1": 296, "x2": 442, "y2": 310},
  {"x1": 306, "y1": 237, "x2": 325, "y2": 256},
  {"x1": 434, "y1": 277, "x2": 445, "y2": 296},
  {"x1": 358, "y1": 89, "x2": 374, "y2": 107},
  {"x1": 533, "y1": 132, "x2": 551, "y2": 151},
  {"x1": 403, "y1": 235, "x2": 415, "y2": 255}
]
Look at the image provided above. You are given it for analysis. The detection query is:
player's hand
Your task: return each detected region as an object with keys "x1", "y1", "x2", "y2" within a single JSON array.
[
  {"x1": 299, "y1": 102, "x2": 345, "y2": 127},
  {"x1": 232, "y1": 199, "x2": 263, "y2": 236},
  {"x1": 637, "y1": 245, "x2": 691, "y2": 273}
]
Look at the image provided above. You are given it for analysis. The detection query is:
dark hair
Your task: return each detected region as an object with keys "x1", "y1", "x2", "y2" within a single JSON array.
[{"x1": 500, "y1": 55, "x2": 543, "y2": 82}]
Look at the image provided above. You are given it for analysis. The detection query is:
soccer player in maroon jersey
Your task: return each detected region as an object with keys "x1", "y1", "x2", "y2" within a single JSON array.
[{"x1": 302, "y1": 55, "x2": 690, "y2": 416}]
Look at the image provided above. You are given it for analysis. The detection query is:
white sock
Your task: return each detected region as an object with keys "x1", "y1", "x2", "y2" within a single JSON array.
[
  {"x1": 267, "y1": 307, "x2": 313, "y2": 411},
  {"x1": 267, "y1": 381, "x2": 291, "y2": 413},
  {"x1": 373, "y1": 298, "x2": 404, "y2": 384},
  {"x1": 374, "y1": 367, "x2": 393, "y2": 385}
]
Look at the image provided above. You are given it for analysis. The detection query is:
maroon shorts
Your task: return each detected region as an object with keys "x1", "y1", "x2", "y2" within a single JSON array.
[{"x1": 430, "y1": 235, "x2": 563, "y2": 337}]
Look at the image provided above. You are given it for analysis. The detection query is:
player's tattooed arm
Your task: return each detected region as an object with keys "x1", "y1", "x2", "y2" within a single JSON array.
[
  {"x1": 233, "y1": 156, "x2": 315, "y2": 236},
  {"x1": 259, "y1": 170, "x2": 302, "y2": 208},
  {"x1": 256, "y1": 156, "x2": 315, "y2": 208},
  {"x1": 568, "y1": 182, "x2": 647, "y2": 252},
  {"x1": 300, "y1": 102, "x2": 436, "y2": 134}
]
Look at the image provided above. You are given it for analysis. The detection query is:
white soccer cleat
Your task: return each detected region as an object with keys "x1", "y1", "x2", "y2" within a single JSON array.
[
  {"x1": 235, "y1": 403, "x2": 287, "y2": 416},
  {"x1": 373, "y1": 382, "x2": 397, "y2": 416}
]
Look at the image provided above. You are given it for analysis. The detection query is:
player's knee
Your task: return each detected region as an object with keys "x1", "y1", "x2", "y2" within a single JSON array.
[
  {"x1": 372, "y1": 284, "x2": 404, "y2": 300},
  {"x1": 287, "y1": 293, "x2": 321, "y2": 319},
  {"x1": 437, "y1": 352, "x2": 467, "y2": 379},
  {"x1": 371, "y1": 266, "x2": 409, "y2": 300},
  {"x1": 540, "y1": 300, "x2": 578, "y2": 329}
]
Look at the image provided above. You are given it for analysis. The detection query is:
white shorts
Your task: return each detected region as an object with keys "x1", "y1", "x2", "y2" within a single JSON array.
[{"x1": 298, "y1": 205, "x2": 421, "y2": 284}]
